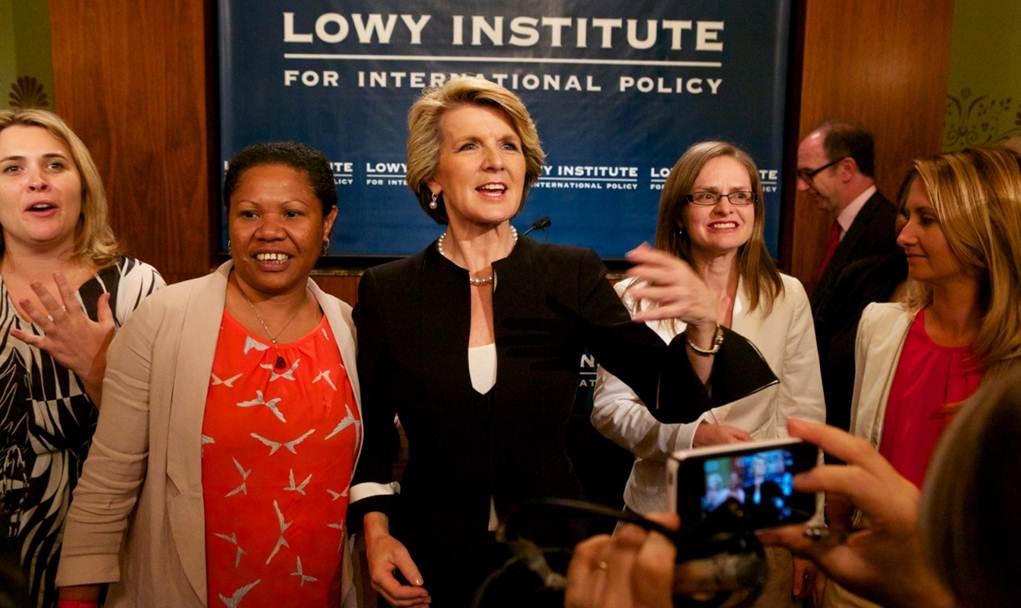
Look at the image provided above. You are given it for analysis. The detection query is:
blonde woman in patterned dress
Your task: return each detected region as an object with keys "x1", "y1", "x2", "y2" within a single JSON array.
[{"x1": 0, "y1": 109, "x2": 163, "y2": 608}]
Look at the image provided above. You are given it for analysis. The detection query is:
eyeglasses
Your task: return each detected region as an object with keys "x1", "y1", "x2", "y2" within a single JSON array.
[
  {"x1": 686, "y1": 191, "x2": 755, "y2": 206},
  {"x1": 796, "y1": 156, "x2": 847, "y2": 183}
]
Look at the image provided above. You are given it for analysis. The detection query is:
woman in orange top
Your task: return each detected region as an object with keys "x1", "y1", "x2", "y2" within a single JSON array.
[{"x1": 55, "y1": 142, "x2": 362, "y2": 607}]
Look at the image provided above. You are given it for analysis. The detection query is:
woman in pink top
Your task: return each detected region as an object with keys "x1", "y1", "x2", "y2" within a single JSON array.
[
  {"x1": 850, "y1": 147, "x2": 1021, "y2": 486},
  {"x1": 826, "y1": 147, "x2": 1021, "y2": 607}
]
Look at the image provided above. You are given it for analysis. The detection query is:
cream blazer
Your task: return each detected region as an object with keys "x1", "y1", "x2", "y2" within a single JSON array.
[
  {"x1": 56, "y1": 262, "x2": 362, "y2": 607},
  {"x1": 591, "y1": 274, "x2": 825, "y2": 513},
  {"x1": 848, "y1": 302, "x2": 915, "y2": 447}
]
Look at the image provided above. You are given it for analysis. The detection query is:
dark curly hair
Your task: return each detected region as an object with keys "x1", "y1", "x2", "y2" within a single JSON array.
[{"x1": 222, "y1": 141, "x2": 337, "y2": 214}]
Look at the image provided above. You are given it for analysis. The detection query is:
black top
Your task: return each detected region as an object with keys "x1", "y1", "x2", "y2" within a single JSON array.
[{"x1": 349, "y1": 237, "x2": 776, "y2": 602}]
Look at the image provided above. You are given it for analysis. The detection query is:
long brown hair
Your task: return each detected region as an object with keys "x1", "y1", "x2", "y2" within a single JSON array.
[{"x1": 656, "y1": 141, "x2": 783, "y2": 313}]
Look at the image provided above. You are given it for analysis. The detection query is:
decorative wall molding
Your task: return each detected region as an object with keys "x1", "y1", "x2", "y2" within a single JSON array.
[
  {"x1": 944, "y1": 88, "x2": 1021, "y2": 149},
  {"x1": 7, "y1": 75, "x2": 50, "y2": 108}
]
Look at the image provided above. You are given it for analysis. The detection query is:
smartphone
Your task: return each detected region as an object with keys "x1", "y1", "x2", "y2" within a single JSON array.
[{"x1": 667, "y1": 438, "x2": 819, "y2": 532}]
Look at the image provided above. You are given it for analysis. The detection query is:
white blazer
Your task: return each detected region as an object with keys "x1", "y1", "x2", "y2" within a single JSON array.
[
  {"x1": 56, "y1": 262, "x2": 362, "y2": 606},
  {"x1": 591, "y1": 274, "x2": 825, "y2": 513},
  {"x1": 848, "y1": 302, "x2": 915, "y2": 448}
]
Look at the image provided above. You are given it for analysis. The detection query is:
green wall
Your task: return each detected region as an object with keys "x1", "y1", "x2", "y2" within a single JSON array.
[
  {"x1": 0, "y1": 0, "x2": 54, "y2": 109},
  {"x1": 944, "y1": 0, "x2": 1021, "y2": 149}
]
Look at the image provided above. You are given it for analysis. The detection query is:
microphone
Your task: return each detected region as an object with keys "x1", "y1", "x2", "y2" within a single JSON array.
[{"x1": 521, "y1": 216, "x2": 552, "y2": 236}]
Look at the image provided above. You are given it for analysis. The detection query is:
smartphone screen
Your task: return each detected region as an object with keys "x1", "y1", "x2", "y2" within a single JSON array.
[{"x1": 671, "y1": 439, "x2": 818, "y2": 531}]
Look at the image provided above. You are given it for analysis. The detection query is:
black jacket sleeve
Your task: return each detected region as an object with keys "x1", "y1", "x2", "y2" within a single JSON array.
[{"x1": 347, "y1": 268, "x2": 402, "y2": 526}]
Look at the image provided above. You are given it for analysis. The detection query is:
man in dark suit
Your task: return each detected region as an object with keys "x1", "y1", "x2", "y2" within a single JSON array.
[{"x1": 797, "y1": 121, "x2": 901, "y2": 432}]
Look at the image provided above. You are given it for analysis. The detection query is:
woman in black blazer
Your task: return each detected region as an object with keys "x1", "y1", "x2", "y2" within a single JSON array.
[{"x1": 349, "y1": 77, "x2": 775, "y2": 607}]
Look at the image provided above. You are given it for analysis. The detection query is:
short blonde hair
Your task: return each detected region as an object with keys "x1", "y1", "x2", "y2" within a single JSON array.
[
  {"x1": 405, "y1": 77, "x2": 545, "y2": 224},
  {"x1": 904, "y1": 147, "x2": 1021, "y2": 375},
  {"x1": 0, "y1": 109, "x2": 119, "y2": 266},
  {"x1": 656, "y1": 141, "x2": 783, "y2": 313}
]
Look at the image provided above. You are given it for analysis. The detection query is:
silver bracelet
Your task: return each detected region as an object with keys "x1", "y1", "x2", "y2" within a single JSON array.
[{"x1": 686, "y1": 324, "x2": 724, "y2": 357}]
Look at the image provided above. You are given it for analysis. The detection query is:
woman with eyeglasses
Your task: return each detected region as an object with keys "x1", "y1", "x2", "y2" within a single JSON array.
[{"x1": 592, "y1": 141, "x2": 825, "y2": 606}]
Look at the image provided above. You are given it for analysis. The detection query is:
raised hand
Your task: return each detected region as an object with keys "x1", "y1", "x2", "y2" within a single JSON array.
[
  {"x1": 10, "y1": 272, "x2": 114, "y2": 402},
  {"x1": 624, "y1": 243, "x2": 718, "y2": 331}
]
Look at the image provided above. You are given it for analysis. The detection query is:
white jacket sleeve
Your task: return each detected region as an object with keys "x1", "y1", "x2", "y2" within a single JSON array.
[
  {"x1": 589, "y1": 279, "x2": 709, "y2": 461},
  {"x1": 849, "y1": 303, "x2": 878, "y2": 439},
  {"x1": 775, "y1": 278, "x2": 826, "y2": 432},
  {"x1": 592, "y1": 365, "x2": 710, "y2": 460}
]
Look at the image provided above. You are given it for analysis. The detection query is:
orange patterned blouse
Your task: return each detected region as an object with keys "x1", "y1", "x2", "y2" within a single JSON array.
[{"x1": 201, "y1": 310, "x2": 360, "y2": 606}]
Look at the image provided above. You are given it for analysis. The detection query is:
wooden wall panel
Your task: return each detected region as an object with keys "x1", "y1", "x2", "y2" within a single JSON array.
[
  {"x1": 788, "y1": 0, "x2": 955, "y2": 286},
  {"x1": 310, "y1": 272, "x2": 360, "y2": 307},
  {"x1": 49, "y1": 0, "x2": 213, "y2": 285}
]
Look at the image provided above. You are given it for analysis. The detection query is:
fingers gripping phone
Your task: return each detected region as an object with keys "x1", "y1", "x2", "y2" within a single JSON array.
[{"x1": 667, "y1": 438, "x2": 819, "y2": 533}]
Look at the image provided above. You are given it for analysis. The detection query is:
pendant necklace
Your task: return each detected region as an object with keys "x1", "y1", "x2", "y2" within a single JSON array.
[{"x1": 236, "y1": 283, "x2": 307, "y2": 369}]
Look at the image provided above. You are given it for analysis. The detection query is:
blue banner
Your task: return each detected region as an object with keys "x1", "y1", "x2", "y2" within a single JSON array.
[{"x1": 219, "y1": 0, "x2": 791, "y2": 259}]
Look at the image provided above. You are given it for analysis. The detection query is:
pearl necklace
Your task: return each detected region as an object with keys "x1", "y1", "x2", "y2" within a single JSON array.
[{"x1": 437, "y1": 226, "x2": 518, "y2": 287}]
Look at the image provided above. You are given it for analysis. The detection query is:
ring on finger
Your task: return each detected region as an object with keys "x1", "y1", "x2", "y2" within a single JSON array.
[
  {"x1": 595, "y1": 560, "x2": 608, "y2": 572},
  {"x1": 46, "y1": 314, "x2": 55, "y2": 323}
]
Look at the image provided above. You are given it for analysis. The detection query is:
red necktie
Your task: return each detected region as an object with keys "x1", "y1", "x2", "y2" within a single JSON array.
[{"x1": 816, "y1": 220, "x2": 842, "y2": 281}]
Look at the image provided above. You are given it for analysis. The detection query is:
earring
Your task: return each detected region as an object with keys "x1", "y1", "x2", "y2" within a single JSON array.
[
  {"x1": 429, "y1": 191, "x2": 439, "y2": 210},
  {"x1": 321, "y1": 238, "x2": 330, "y2": 255},
  {"x1": 227, "y1": 239, "x2": 232, "y2": 254}
]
